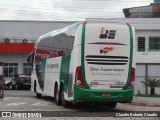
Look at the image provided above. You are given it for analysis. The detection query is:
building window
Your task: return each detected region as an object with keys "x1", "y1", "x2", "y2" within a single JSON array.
[
  {"x1": 4, "y1": 63, "x2": 18, "y2": 77},
  {"x1": 149, "y1": 37, "x2": 160, "y2": 51},
  {"x1": 138, "y1": 37, "x2": 145, "y2": 52},
  {"x1": 23, "y1": 63, "x2": 32, "y2": 75}
]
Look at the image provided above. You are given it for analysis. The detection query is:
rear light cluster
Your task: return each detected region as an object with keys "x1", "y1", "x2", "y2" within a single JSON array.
[
  {"x1": 127, "y1": 23, "x2": 131, "y2": 27},
  {"x1": 18, "y1": 77, "x2": 24, "y2": 80},
  {"x1": 75, "y1": 66, "x2": 86, "y2": 88},
  {"x1": 127, "y1": 67, "x2": 135, "y2": 89},
  {"x1": 82, "y1": 21, "x2": 87, "y2": 25}
]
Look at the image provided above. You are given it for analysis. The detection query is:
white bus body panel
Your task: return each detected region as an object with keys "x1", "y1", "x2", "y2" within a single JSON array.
[
  {"x1": 44, "y1": 57, "x2": 62, "y2": 96},
  {"x1": 84, "y1": 23, "x2": 131, "y2": 90},
  {"x1": 67, "y1": 25, "x2": 82, "y2": 100}
]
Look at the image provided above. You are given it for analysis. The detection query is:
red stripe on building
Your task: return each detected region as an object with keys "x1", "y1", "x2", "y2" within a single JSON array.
[{"x1": 0, "y1": 43, "x2": 34, "y2": 53}]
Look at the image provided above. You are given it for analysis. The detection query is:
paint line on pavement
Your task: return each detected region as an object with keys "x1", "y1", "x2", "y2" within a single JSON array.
[{"x1": 6, "y1": 102, "x2": 27, "y2": 106}]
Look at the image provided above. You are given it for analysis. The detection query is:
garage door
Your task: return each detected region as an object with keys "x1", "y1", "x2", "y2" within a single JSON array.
[{"x1": 135, "y1": 64, "x2": 160, "y2": 94}]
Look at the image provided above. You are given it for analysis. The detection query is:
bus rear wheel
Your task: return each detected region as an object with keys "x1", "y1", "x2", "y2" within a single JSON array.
[
  {"x1": 61, "y1": 88, "x2": 71, "y2": 108},
  {"x1": 54, "y1": 85, "x2": 61, "y2": 105},
  {"x1": 36, "y1": 92, "x2": 42, "y2": 98}
]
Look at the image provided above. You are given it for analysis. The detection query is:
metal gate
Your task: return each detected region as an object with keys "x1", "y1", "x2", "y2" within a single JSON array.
[{"x1": 135, "y1": 63, "x2": 160, "y2": 94}]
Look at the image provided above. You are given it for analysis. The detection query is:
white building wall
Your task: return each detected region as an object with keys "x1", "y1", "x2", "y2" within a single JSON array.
[
  {"x1": 136, "y1": 30, "x2": 160, "y2": 63},
  {"x1": 0, "y1": 53, "x2": 27, "y2": 63},
  {"x1": 135, "y1": 29, "x2": 160, "y2": 94},
  {"x1": 0, "y1": 21, "x2": 75, "y2": 42},
  {"x1": 18, "y1": 63, "x2": 23, "y2": 75}
]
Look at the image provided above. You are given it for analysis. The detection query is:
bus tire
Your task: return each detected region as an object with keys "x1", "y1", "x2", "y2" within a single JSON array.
[
  {"x1": 108, "y1": 102, "x2": 117, "y2": 108},
  {"x1": 54, "y1": 85, "x2": 61, "y2": 105},
  {"x1": 36, "y1": 92, "x2": 42, "y2": 98},
  {"x1": 61, "y1": 88, "x2": 71, "y2": 108},
  {"x1": 34, "y1": 81, "x2": 36, "y2": 92}
]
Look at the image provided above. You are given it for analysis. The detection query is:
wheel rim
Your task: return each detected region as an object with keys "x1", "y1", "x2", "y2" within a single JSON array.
[{"x1": 56, "y1": 87, "x2": 59, "y2": 102}]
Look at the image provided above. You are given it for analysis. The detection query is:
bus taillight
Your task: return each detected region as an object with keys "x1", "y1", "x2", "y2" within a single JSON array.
[
  {"x1": 75, "y1": 66, "x2": 86, "y2": 88},
  {"x1": 127, "y1": 67, "x2": 135, "y2": 89}
]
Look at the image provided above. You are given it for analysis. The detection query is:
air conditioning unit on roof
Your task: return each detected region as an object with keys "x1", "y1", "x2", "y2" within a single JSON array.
[
  {"x1": 4, "y1": 38, "x2": 10, "y2": 43},
  {"x1": 23, "y1": 39, "x2": 28, "y2": 43}
]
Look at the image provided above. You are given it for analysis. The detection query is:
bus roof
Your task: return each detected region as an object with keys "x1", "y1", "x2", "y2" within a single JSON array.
[{"x1": 35, "y1": 22, "x2": 82, "y2": 45}]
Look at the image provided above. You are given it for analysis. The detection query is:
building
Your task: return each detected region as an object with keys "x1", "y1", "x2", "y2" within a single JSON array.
[
  {"x1": 0, "y1": 20, "x2": 74, "y2": 84},
  {"x1": 154, "y1": 0, "x2": 160, "y2": 3},
  {"x1": 123, "y1": 3, "x2": 160, "y2": 18},
  {"x1": 122, "y1": 0, "x2": 160, "y2": 94},
  {"x1": 1, "y1": 19, "x2": 160, "y2": 94}
]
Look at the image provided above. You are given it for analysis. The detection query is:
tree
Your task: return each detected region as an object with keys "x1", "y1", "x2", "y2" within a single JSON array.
[{"x1": 141, "y1": 78, "x2": 160, "y2": 95}]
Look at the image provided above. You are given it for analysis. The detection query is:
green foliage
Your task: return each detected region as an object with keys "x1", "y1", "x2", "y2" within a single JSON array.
[
  {"x1": 141, "y1": 78, "x2": 160, "y2": 88},
  {"x1": 141, "y1": 78, "x2": 160, "y2": 95}
]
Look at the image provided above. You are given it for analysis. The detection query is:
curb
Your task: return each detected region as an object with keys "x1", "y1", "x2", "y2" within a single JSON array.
[{"x1": 132, "y1": 96, "x2": 160, "y2": 107}]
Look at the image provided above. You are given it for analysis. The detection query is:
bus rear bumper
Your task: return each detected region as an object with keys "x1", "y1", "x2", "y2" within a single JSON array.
[{"x1": 74, "y1": 86, "x2": 134, "y2": 103}]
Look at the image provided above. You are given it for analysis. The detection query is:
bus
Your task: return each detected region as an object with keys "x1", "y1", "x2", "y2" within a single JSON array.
[{"x1": 28, "y1": 21, "x2": 135, "y2": 108}]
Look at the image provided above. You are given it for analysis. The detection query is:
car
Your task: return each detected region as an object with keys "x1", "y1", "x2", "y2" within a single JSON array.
[{"x1": 10, "y1": 74, "x2": 31, "y2": 90}]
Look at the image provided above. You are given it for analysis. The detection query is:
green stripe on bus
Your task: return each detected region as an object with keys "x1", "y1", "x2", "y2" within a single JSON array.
[
  {"x1": 74, "y1": 86, "x2": 134, "y2": 102},
  {"x1": 123, "y1": 26, "x2": 134, "y2": 90},
  {"x1": 81, "y1": 23, "x2": 90, "y2": 89},
  {"x1": 59, "y1": 55, "x2": 71, "y2": 92}
]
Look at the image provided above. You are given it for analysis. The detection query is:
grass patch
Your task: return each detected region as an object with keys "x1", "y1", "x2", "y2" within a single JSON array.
[{"x1": 135, "y1": 94, "x2": 160, "y2": 98}]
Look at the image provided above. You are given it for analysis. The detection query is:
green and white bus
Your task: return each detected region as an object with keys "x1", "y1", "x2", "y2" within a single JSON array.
[{"x1": 28, "y1": 21, "x2": 135, "y2": 108}]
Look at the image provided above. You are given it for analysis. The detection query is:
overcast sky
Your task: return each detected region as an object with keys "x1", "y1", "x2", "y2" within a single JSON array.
[{"x1": 0, "y1": 0, "x2": 153, "y2": 21}]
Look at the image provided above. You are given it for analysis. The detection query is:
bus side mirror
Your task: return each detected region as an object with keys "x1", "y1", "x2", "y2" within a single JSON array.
[
  {"x1": 27, "y1": 52, "x2": 35, "y2": 71},
  {"x1": 27, "y1": 52, "x2": 35, "y2": 64}
]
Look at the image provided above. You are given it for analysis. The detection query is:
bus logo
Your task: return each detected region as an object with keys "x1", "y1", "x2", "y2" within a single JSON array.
[
  {"x1": 99, "y1": 27, "x2": 116, "y2": 39},
  {"x1": 100, "y1": 47, "x2": 114, "y2": 54}
]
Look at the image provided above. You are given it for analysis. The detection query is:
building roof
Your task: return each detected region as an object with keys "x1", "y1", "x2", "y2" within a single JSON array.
[
  {"x1": 123, "y1": 4, "x2": 151, "y2": 10},
  {"x1": 86, "y1": 18, "x2": 160, "y2": 30}
]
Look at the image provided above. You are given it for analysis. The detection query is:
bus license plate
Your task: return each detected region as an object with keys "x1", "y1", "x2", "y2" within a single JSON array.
[{"x1": 102, "y1": 93, "x2": 112, "y2": 97}]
